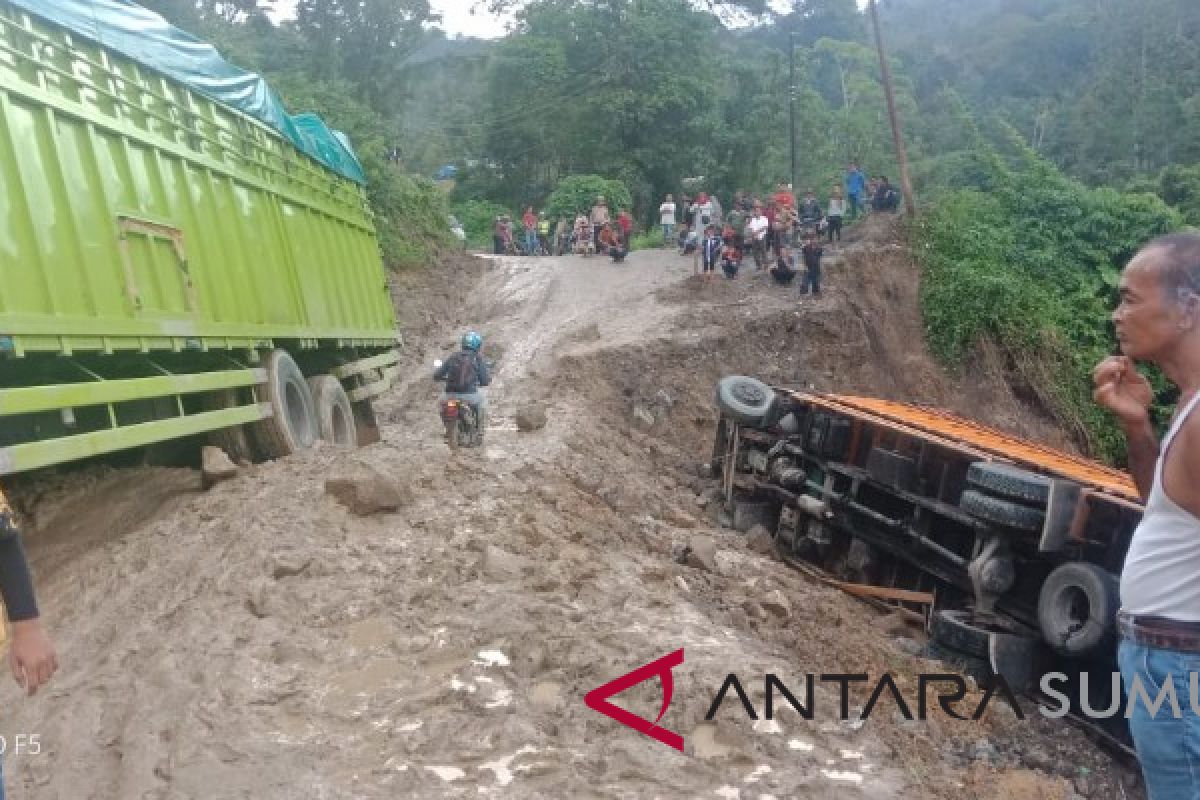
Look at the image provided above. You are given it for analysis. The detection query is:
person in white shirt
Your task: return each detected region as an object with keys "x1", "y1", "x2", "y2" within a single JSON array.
[
  {"x1": 747, "y1": 203, "x2": 770, "y2": 271},
  {"x1": 659, "y1": 194, "x2": 677, "y2": 246},
  {"x1": 826, "y1": 186, "x2": 846, "y2": 244}
]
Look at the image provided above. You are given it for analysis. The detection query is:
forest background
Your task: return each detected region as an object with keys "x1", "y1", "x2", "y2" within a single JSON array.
[{"x1": 139, "y1": 0, "x2": 1200, "y2": 463}]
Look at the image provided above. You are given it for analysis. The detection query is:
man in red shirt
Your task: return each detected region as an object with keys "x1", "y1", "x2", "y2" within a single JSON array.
[
  {"x1": 617, "y1": 209, "x2": 633, "y2": 241},
  {"x1": 772, "y1": 183, "x2": 795, "y2": 210},
  {"x1": 521, "y1": 206, "x2": 537, "y2": 255}
]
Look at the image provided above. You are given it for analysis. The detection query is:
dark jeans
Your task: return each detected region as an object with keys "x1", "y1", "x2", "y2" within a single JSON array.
[
  {"x1": 493, "y1": 235, "x2": 504, "y2": 255},
  {"x1": 802, "y1": 261, "x2": 821, "y2": 293},
  {"x1": 827, "y1": 215, "x2": 842, "y2": 242},
  {"x1": 609, "y1": 246, "x2": 627, "y2": 262}
]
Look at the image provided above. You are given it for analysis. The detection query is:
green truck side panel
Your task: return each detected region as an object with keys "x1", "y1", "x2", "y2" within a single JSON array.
[
  {"x1": 0, "y1": 403, "x2": 270, "y2": 475},
  {"x1": 0, "y1": 3, "x2": 397, "y2": 355},
  {"x1": 0, "y1": 367, "x2": 266, "y2": 415}
]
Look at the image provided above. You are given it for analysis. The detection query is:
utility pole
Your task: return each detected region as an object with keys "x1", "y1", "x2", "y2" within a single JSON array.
[
  {"x1": 789, "y1": 30, "x2": 798, "y2": 200},
  {"x1": 868, "y1": 0, "x2": 916, "y2": 217}
]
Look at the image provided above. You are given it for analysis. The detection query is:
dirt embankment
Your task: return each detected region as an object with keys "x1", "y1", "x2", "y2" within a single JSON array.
[{"x1": 0, "y1": 219, "x2": 1136, "y2": 799}]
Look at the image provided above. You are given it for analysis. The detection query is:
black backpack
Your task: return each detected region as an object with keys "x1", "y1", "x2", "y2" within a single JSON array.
[{"x1": 446, "y1": 352, "x2": 477, "y2": 392}]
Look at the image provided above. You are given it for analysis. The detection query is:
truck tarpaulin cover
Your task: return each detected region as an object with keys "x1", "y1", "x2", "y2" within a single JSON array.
[{"x1": 9, "y1": 0, "x2": 368, "y2": 185}]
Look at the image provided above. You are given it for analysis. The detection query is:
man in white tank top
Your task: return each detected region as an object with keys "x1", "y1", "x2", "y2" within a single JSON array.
[{"x1": 1094, "y1": 232, "x2": 1200, "y2": 799}]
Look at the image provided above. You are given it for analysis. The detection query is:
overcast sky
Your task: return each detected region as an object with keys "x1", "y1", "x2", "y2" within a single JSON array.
[{"x1": 268, "y1": 1, "x2": 807, "y2": 40}]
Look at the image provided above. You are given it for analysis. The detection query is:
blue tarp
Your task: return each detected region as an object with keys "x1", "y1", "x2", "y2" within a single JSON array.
[{"x1": 11, "y1": 0, "x2": 367, "y2": 184}]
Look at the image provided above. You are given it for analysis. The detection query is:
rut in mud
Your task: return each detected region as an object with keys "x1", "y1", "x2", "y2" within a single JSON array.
[{"x1": 2, "y1": 218, "x2": 1138, "y2": 799}]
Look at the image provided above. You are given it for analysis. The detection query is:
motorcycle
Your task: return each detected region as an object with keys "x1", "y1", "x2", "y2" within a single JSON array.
[{"x1": 433, "y1": 359, "x2": 482, "y2": 451}]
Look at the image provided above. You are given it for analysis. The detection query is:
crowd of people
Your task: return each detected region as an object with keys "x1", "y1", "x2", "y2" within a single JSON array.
[
  {"x1": 491, "y1": 163, "x2": 900, "y2": 282},
  {"x1": 491, "y1": 196, "x2": 635, "y2": 262},
  {"x1": 662, "y1": 163, "x2": 899, "y2": 290}
]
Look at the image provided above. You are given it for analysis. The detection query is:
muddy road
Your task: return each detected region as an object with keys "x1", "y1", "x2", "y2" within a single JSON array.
[{"x1": 2, "y1": 227, "x2": 1137, "y2": 799}]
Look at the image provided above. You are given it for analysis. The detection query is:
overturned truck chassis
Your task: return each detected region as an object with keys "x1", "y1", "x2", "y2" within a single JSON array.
[{"x1": 710, "y1": 378, "x2": 1144, "y2": 749}]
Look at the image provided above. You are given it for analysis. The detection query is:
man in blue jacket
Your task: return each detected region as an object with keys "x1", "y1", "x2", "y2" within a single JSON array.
[
  {"x1": 434, "y1": 331, "x2": 492, "y2": 436},
  {"x1": 845, "y1": 162, "x2": 867, "y2": 219}
]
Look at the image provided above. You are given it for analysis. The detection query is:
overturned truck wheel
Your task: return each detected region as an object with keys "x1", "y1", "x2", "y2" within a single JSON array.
[
  {"x1": 960, "y1": 489, "x2": 1046, "y2": 533},
  {"x1": 966, "y1": 462, "x2": 1051, "y2": 507},
  {"x1": 715, "y1": 375, "x2": 780, "y2": 428},
  {"x1": 1037, "y1": 562, "x2": 1119, "y2": 656}
]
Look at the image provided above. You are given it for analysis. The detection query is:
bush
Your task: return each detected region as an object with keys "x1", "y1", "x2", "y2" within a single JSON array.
[
  {"x1": 543, "y1": 175, "x2": 633, "y2": 220},
  {"x1": 916, "y1": 143, "x2": 1183, "y2": 463},
  {"x1": 453, "y1": 199, "x2": 512, "y2": 249},
  {"x1": 368, "y1": 171, "x2": 454, "y2": 268},
  {"x1": 628, "y1": 231, "x2": 663, "y2": 252}
]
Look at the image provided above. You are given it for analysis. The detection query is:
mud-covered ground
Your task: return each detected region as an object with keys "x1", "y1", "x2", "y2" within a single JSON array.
[{"x1": 1, "y1": 218, "x2": 1140, "y2": 799}]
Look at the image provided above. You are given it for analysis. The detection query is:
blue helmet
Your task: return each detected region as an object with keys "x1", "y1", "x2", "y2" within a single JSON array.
[{"x1": 462, "y1": 331, "x2": 483, "y2": 351}]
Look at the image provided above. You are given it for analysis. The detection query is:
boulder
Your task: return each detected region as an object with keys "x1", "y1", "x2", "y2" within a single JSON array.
[
  {"x1": 516, "y1": 404, "x2": 548, "y2": 432},
  {"x1": 745, "y1": 525, "x2": 777, "y2": 557},
  {"x1": 761, "y1": 589, "x2": 791, "y2": 618},
  {"x1": 201, "y1": 446, "x2": 239, "y2": 489},
  {"x1": 685, "y1": 535, "x2": 718, "y2": 572},
  {"x1": 482, "y1": 545, "x2": 531, "y2": 581},
  {"x1": 325, "y1": 467, "x2": 413, "y2": 516}
]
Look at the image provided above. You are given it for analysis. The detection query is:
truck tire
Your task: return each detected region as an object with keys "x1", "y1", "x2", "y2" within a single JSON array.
[
  {"x1": 960, "y1": 489, "x2": 1045, "y2": 532},
  {"x1": 251, "y1": 350, "x2": 317, "y2": 459},
  {"x1": 1038, "y1": 562, "x2": 1120, "y2": 656},
  {"x1": 205, "y1": 388, "x2": 256, "y2": 464},
  {"x1": 966, "y1": 462, "x2": 1051, "y2": 507},
  {"x1": 930, "y1": 610, "x2": 1035, "y2": 659},
  {"x1": 715, "y1": 376, "x2": 776, "y2": 427},
  {"x1": 307, "y1": 376, "x2": 357, "y2": 447}
]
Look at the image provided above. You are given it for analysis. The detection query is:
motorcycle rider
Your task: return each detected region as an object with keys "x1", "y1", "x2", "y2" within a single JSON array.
[{"x1": 434, "y1": 331, "x2": 491, "y2": 438}]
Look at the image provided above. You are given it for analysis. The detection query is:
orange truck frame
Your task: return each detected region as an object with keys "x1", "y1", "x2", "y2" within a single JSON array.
[{"x1": 711, "y1": 377, "x2": 1143, "y2": 748}]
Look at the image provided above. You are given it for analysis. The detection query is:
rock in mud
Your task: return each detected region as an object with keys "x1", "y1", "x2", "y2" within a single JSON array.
[
  {"x1": 685, "y1": 535, "x2": 718, "y2": 572},
  {"x1": 761, "y1": 589, "x2": 791, "y2": 618},
  {"x1": 325, "y1": 467, "x2": 412, "y2": 516},
  {"x1": 482, "y1": 545, "x2": 531, "y2": 581},
  {"x1": 516, "y1": 404, "x2": 548, "y2": 432},
  {"x1": 742, "y1": 600, "x2": 767, "y2": 620},
  {"x1": 632, "y1": 406, "x2": 656, "y2": 429},
  {"x1": 271, "y1": 555, "x2": 312, "y2": 580},
  {"x1": 662, "y1": 506, "x2": 697, "y2": 529},
  {"x1": 245, "y1": 582, "x2": 270, "y2": 618},
  {"x1": 745, "y1": 525, "x2": 777, "y2": 557},
  {"x1": 201, "y1": 446, "x2": 239, "y2": 489}
]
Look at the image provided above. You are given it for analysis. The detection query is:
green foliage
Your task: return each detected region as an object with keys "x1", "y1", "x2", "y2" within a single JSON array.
[
  {"x1": 917, "y1": 137, "x2": 1183, "y2": 461},
  {"x1": 1155, "y1": 164, "x2": 1200, "y2": 225},
  {"x1": 628, "y1": 231, "x2": 664, "y2": 252},
  {"x1": 543, "y1": 176, "x2": 633, "y2": 220},
  {"x1": 453, "y1": 199, "x2": 513, "y2": 248}
]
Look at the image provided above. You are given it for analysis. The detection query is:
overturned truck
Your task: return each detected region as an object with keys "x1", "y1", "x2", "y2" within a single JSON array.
[{"x1": 710, "y1": 376, "x2": 1143, "y2": 742}]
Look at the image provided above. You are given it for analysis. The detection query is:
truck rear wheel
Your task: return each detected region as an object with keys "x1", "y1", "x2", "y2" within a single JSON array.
[
  {"x1": 251, "y1": 350, "x2": 317, "y2": 459},
  {"x1": 307, "y1": 376, "x2": 356, "y2": 447}
]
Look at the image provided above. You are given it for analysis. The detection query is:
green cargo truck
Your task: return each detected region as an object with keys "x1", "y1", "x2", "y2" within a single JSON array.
[{"x1": 0, "y1": 0, "x2": 402, "y2": 475}]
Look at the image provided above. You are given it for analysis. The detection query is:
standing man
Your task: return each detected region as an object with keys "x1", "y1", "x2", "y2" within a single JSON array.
[
  {"x1": 747, "y1": 202, "x2": 770, "y2": 272},
  {"x1": 0, "y1": 487, "x2": 58, "y2": 797},
  {"x1": 845, "y1": 162, "x2": 866, "y2": 220},
  {"x1": 1094, "y1": 233, "x2": 1200, "y2": 799},
  {"x1": 659, "y1": 194, "x2": 677, "y2": 246},
  {"x1": 590, "y1": 196, "x2": 610, "y2": 253}
]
